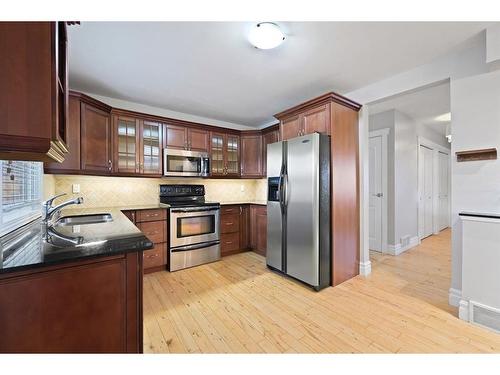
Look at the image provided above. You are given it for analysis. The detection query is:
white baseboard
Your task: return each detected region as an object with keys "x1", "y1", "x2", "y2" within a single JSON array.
[
  {"x1": 459, "y1": 299, "x2": 469, "y2": 321},
  {"x1": 386, "y1": 236, "x2": 420, "y2": 256},
  {"x1": 359, "y1": 261, "x2": 372, "y2": 276},
  {"x1": 449, "y1": 288, "x2": 462, "y2": 307}
]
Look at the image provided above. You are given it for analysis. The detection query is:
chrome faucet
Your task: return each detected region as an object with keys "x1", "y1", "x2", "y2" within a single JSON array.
[{"x1": 42, "y1": 193, "x2": 84, "y2": 224}]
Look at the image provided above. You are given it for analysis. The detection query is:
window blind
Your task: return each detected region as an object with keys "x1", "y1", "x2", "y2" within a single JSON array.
[{"x1": 0, "y1": 160, "x2": 43, "y2": 237}]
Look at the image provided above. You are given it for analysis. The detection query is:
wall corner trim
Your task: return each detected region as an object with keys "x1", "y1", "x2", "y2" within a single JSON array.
[
  {"x1": 449, "y1": 287, "x2": 462, "y2": 307},
  {"x1": 359, "y1": 261, "x2": 372, "y2": 276},
  {"x1": 386, "y1": 235, "x2": 419, "y2": 256}
]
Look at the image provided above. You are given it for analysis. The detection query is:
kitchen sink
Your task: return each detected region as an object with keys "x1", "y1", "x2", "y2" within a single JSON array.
[{"x1": 56, "y1": 213, "x2": 113, "y2": 226}]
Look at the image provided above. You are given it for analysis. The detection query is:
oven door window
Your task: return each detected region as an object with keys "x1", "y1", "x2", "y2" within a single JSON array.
[
  {"x1": 177, "y1": 215, "x2": 215, "y2": 238},
  {"x1": 166, "y1": 155, "x2": 201, "y2": 173}
]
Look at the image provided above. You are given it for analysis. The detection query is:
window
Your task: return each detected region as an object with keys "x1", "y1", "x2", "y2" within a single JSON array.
[{"x1": 0, "y1": 160, "x2": 43, "y2": 237}]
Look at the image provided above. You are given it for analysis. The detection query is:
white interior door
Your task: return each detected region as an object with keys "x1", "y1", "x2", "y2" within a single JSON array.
[
  {"x1": 419, "y1": 145, "x2": 434, "y2": 239},
  {"x1": 369, "y1": 136, "x2": 383, "y2": 252},
  {"x1": 438, "y1": 151, "x2": 450, "y2": 231}
]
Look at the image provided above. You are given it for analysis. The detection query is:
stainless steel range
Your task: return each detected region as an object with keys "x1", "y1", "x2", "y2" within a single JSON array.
[{"x1": 160, "y1": 184, "x2": 220, "y2": 271}]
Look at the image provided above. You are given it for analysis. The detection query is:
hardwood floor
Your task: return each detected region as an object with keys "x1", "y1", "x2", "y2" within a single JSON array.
[{"x1": 143, "y1": 229, "x2": 500, "y2": 353}]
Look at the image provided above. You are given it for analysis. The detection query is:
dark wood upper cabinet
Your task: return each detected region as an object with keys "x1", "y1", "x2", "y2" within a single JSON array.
[
  {"x1": 210, "y1": 132, "x2": 240, "y2": 177},
  {"x1": 165, "y1": 124, "x2": 209, "y2": 152},
  {"x1": 187, "y1": 128, "x2": 209, "y2": 152},
  {"x1": 279, "y1": 104, "x2": 329, "y2": 140},
  {"x1": 140, "y1": 120, "x2": 162, "y2": 175},
  {"x1": 45, "y1": 94, "x2": 81, "y2": 172},
  {"x1": 113, "y1": 115, "x2": 140, "y2": 174},
  {"x1": 225, "y1": 134, "x2": 240, "y2": 176},
  {"x1": 81, "y1": 103, "x2": 112, "y2": 174},
  {"x1": 164, "y1": 124, "x2": 187, "y2": 150},
  {"x1": 240, "y1": 134, "x2": 263, "y2": 178},
  {"x1": 111, "y1": 115, "x2": 162, "y2": 176},
  {"x1": 210, "y1": 132, "x2": 225, "y2": 175},
  {"x1": 302, "y1": 104, "x2": 330, "y2": 135},
  {"x1": 0, "y1": 22, "x2": 69, "y2": 162},
  {"x1": 280, "y1": 114, "x2": 301, "y2": 140},
  {"x1": 262, "y1": 126, "x2": 279, "y2": 177}
]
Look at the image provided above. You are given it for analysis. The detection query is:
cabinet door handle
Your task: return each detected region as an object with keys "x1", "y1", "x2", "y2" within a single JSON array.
[
  {"x1": 108, "y1": 160, "x2": 112, "y2": 171},
  {"x1": 225, "y1": 222, "x2": 233, "y2": 225}
]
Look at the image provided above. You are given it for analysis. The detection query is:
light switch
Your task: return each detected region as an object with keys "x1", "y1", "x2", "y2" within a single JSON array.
[
  {"x1": 240, "y1": 184, "x2": 245, "y2": 192},
  {"x1": 72, "y1": 184, "x2": 80, "y2": 193}
]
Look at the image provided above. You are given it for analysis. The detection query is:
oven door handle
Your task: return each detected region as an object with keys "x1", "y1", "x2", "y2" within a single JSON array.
[
  {"x1": 170, "y1": 240, "x2": 220, "y2": 252},
  {"x1": 170, "y1": 207, "x2": 220, "y2": 213}
]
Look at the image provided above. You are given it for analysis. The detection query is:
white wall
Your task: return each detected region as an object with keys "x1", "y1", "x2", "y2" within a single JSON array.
[
  {"x1": 393, "y1": 111, "x2": 419, "y2": 246},
  {"x1": 417, "y1": 124, "x2": 451, "y2": 149},
  {"x1": 450, "y1": 69, "x2": 500, "y2": 296},
  {"x1": 353, "y1": 30, "x2": 493, "y2": 277},
  {"x1": 369, "y1": 110, "x2": 443, "y2": 249}
]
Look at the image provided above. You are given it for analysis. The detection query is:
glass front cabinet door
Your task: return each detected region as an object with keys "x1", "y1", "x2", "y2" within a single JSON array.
[
  {"x1": 210, "y1": 132, "x2": 225, "y2": 176},
  {"x1": 114, "y1": 115, "x2": 140, "y2": 174},
  {"x1": 209, "y1": 132, "x2": 240, "y2": 177},
  {"x1": 225, "y1": 134, "x2": 240, "y2": 176},
  {"x1": 140, "y1": 120, "x2": 162, "y2": 175}
]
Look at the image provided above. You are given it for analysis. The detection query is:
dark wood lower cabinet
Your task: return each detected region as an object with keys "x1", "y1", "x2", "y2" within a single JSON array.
[
  {"x1": 219, "y1": 204, "x2": 266, "y2": 257},
  {"x1": 250, "y1": 205, "x2": 267, "y2": 256},
  {"x1": 124, "y1": 209, "x2": 168, "y2": 273},
  {"x1": 0, "y1": 252, "x2": 143, "y2": 353}
]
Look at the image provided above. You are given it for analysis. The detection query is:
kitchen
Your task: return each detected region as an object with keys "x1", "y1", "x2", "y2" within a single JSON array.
[
  {"x1": 0, "y1": 21, "x2": 359, "y2": 353},
  {"x1": 2, "y1": 15, "x2": 500, "y2": 363}
]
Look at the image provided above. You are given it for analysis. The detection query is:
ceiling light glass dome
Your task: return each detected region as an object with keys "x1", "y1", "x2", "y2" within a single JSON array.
[{"x1": 248, "y1": 22, "x2": 286, "y2": 50}]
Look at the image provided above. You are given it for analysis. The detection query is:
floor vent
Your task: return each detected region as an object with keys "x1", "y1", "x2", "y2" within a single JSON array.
[{"x1": 470, "y1": 301, "x2": 500, "y2": 333}]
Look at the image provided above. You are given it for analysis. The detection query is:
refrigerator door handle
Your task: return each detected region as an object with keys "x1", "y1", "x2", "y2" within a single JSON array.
[
  {"x1": 278, "y1": 164, "x2": 286, "y2": 209},
  {"x1": 283, "y1": 173, "x2": 289, "y2": 207}
]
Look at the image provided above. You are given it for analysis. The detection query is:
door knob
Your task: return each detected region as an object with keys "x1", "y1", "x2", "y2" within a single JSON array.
[{"x1": 375, "y1": 193, "x2": 383, "y2": 198}]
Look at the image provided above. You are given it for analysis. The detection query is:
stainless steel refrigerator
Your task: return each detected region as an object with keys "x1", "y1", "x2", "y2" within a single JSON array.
[{"x1": 266, "y1": 132, "x2": 331, "y2": 290}]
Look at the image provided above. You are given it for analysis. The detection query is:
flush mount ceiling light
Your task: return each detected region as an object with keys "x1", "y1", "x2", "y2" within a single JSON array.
[{"x1": 248, "y1": 22, "x2": 286, "y2": 50}]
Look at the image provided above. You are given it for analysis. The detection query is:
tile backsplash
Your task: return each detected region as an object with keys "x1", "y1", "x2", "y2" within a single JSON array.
[{"x1": 44, "y1": 174, "x2": 267, "y2": 208}]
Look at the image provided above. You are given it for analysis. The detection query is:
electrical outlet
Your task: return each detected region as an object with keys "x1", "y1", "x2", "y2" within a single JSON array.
[
  {"x1": 72, "y1": 184, "x2": 80, "y2": 193},
  {"x1": 240, "y1": 184, "x2": 245, "y2": 192}
]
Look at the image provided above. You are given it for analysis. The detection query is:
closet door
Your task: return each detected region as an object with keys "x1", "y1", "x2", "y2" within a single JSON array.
[
  {"x1": 438, "y1": 151, "x2": 450, "y2": 231},
  {"x1": 419, "y1": 145, "x2": 434, "y2": 239}
]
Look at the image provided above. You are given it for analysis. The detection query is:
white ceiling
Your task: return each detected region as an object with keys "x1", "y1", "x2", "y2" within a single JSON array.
[
  {"x1": 369, "y1": 81, "x2": 450, "y2": 135},
  {"x1": 68, "y1": 22, "x2": 489, "y2": 128}
]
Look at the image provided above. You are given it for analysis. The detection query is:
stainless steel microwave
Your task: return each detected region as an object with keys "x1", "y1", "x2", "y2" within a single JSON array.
[{"x1": 163, "y1": 149, "x2": 210, "y2": 177}]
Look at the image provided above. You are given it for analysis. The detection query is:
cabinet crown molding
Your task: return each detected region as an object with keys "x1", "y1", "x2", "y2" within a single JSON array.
[{"x1": 274, "y1": 91, "x2": 362, "y2": 119}]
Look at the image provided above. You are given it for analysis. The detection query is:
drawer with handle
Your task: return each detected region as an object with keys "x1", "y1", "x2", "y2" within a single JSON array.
[
  {"x1": 137, "y1": 221, "x2": 166, "y2": 244},
  {"x1": 143, "y1": 244, "x2": 165, "y2": 270},
  {"x1": 136, "y1": 209, "x2": 167, "y2": 223},
  {"x1": 221, "y1": 214, "x2": 240, "y2": 234},
  {"x1": 221, "y1": 205, "x2": 241, "y2": 216},
  {"x1": 221, "y1": 232, "x2": 240, "y2": 254}
]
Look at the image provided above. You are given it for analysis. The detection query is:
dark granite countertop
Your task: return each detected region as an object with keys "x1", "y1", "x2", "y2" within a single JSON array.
[
  {"x1": 207, "y1": 201, "x2": 267, "y2": 206},
  {"x1": 0, "y1": 205, "x2": 170, "y2": 275},
  {"x1": 459, "y1": 211, "x2": 500, "y2": 219}
]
